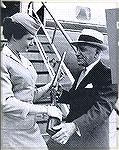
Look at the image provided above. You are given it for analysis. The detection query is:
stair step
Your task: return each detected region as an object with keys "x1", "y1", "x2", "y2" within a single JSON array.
[
  {"x1": 30, "y1": 60, "x2": 58, "y2": 64},
  {"x1": 27, "y1": 49, "x2": 53, "y2": 53},
  {"x1": 27, "y1": 49, "x2": 39, "y2": 52},
  {"x1": 21, "y1": 52, "x2": 58, "y2": 61},
  {"x1": 30, "y1": 60, "x2": 44, "y2": 63},
  {"x1": 32, "y1": 62, "x2": 59, "y2": 72},
  {"x1": 35, "y1": 83, "x2": 46, "y2": 88},
  {"x1": 37, "y1": 71, "x2": 49, "y2": 74},
  {"x1": 40, "y1": 42, "x2": 50, "y2": 44},
  {"x1": 32, "y1": 63, "x2": 47, "y2": 72},
  {"x1": 36, "y1": 74, "x2": 51, "y2": 84},
  {"x1": 42, "y1": 44, "x2": 54, "y2": 53},
  {"x1": 37, "y1": 35, "x2": 49, "y2": 43},
  {"x1": 36, "y1": 74, "x2": 73, "y2": 91},
  {"x1": 28, "y1": 44, "x2": 54, "y2": 53}
]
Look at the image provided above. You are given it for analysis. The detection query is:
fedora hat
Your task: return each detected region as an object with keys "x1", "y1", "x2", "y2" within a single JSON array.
[{"x1": 71, "y1": 29, "x2": 107, "y2": 50}]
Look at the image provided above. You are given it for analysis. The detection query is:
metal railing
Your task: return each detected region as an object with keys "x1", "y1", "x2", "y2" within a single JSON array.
[{"x1": 27, "y1": 1, "x2": 75, "y2": 84}]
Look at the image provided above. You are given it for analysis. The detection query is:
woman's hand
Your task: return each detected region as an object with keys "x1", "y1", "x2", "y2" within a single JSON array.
[
  {"x1": 57, "y1": 103, "x2": 70, "y2": 118},
  {"x1": 47, "y1": 105, "x2": 62, "y2": 121}
]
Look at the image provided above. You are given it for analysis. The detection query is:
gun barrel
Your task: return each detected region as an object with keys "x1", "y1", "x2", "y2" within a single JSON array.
[{"x1": 52, "y1": 51, "x2": 66, "y2": 87}]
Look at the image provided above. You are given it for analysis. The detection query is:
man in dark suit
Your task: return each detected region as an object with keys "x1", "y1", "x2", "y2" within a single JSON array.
[{"x1": 47, "y1": 29, "x2": 118, "y2": 150}]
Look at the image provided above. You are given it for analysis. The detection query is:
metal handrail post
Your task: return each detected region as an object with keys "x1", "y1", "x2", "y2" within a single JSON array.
[
  {"x1": 32, "y1": 8, "x2": 75, "y2": 84},
  {"x1": 41, "y1": 2, "x2": 76, "y2": 52},
  {"x1": 34, "y1": 36, "x2": 55, "y2": 79}
]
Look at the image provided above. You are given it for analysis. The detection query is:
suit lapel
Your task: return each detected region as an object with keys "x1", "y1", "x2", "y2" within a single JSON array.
[
  {"x1": 71, "y1": 62, "x2": 102, "y2": 90},
  {"x1": 69, "y1": 71, "x2": 82, "y2": 92}
]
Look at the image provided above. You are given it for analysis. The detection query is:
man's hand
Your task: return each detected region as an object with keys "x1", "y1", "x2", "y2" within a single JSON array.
[{"x1": 51, "y1": 122, "x2": 76, "y2": 144}]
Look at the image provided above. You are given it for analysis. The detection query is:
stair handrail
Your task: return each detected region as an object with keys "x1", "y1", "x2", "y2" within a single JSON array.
[
  {"x1": 34, "y1": 36, "x2": 55, "y2": 79},
  {"x1": 27, "y1": 2, "x2": 55, "y2": 80},
  {"x1": 27, "y1": 1, "x2": 75, "y2": 84},
  {"x1": 34, "y1": 9, "x2": 74, "y2": 84},
  {"x1": 41, "y1": 2, "x2": 76, "y2": 52}
]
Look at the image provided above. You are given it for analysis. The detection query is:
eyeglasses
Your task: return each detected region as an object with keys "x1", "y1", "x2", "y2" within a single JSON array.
[{"x1": 76, "y1": 44, "x2": 98, "y2": 52}]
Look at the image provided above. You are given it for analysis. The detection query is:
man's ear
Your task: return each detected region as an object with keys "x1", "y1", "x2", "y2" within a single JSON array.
[
  {"x1": 94, "y1": 49, "x2": 100, "y2": 59},
  {"x1": 96, "y1": 48, "x2": 101, "y2": 55}
]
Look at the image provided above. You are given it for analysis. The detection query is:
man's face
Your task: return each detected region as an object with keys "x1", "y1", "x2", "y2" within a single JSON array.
[{"x1": 75, "y1": 43, "x2": 99, "y2": 67}]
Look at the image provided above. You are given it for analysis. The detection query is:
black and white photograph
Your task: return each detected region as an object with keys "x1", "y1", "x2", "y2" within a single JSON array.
[{"x1": 1, "y1": 0, "x2": 119, "y2": 150}]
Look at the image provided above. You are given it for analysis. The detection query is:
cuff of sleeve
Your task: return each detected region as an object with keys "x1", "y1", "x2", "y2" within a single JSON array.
[
  {"x1": 73, "y1": 122, "x2": 81, "y2": 137},
  {"x1": 21, "y1": 103, "x2": 30, "y2": 119},
  {"x1": 6, "y1": 97, "x2": 30, "y2": 119},
  {"x1": 76, "y1": 127, "x2": 81, "y2": 136}
]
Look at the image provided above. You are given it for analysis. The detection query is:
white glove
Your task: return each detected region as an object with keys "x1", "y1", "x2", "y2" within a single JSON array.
[{"x1": 47, "y1": 105, "x2": 62, "y2": 121}]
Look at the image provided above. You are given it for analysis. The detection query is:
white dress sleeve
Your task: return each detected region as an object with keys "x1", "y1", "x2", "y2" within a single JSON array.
[{"x1": 1, "y1": 61, "x2": 30, "y2": 119}]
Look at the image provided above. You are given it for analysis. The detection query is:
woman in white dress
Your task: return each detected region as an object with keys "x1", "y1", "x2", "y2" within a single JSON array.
[{"x1": 1, "y1": 13, "x2": 62, "y2": 150}]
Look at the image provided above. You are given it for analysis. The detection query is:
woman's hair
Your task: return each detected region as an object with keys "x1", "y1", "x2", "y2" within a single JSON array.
[{"x1": 3, "y1": 17, "x2": 29, "y2": 41}]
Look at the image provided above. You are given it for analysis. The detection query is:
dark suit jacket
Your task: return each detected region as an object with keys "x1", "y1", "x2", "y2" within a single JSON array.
[{"x1": 47, "y1": 61, "x2": 118, "y2": 150}]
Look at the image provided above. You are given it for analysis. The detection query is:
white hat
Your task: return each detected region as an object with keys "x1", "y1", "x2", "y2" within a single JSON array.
[
  {"x1": 1, "y1": 1, "x2": 6, "y2": 8},
  {"x1": 71, "y1": 29, "x2": 107, "y2": 50},
  {"x1": 10, "y1": 13, "x2": 41, "y2": 35}
]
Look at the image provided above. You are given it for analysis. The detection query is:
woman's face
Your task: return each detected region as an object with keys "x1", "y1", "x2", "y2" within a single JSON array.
[{"x1": 17, "y1": 33, "x2": 34, "y2": 52}]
